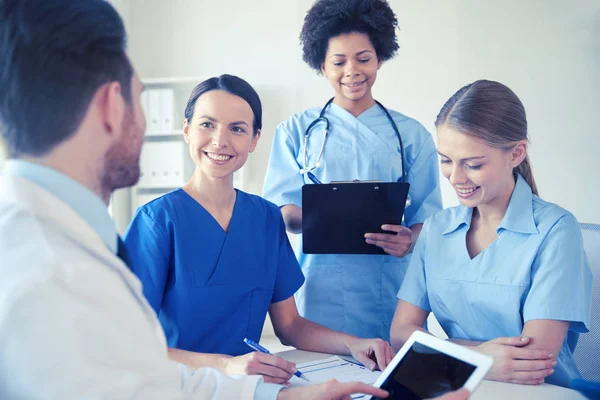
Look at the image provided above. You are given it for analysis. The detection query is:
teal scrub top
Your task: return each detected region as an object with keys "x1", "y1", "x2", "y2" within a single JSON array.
[
  {"x1": 263, "y1": 102, "x2": 442, "y2": 340},
  {"x1": 398, "y1": 174, "x2": 592, "y2": 388},
  {"x1": 124, "y1": 189, "x2": 305, "y2": 356}
]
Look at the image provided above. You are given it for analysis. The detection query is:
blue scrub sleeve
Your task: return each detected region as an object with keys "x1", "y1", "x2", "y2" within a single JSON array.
[
  {"x1": 123, "y1": 209, "x2": 171, "y2": 314},
  {"x1": 262, "y1": 123, "x2": 304, "y2": 207},
  {"x1": 271, "y1": 215, "x2": 305, "y2": 303},
  {"x1": 523, "y1": 214, "x2": 592, "y2": 333},
  {"x1": 396, "y1": 220, "x2": 432, "y2": 312},
  {"x1": 404, "y1": 133, "x2": 442, "y2": 228}
]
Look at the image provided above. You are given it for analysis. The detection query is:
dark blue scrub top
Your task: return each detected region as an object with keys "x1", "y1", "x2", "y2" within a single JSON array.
[{"x1": 124, "y1": 189, "x2": 305, "y2": 356}]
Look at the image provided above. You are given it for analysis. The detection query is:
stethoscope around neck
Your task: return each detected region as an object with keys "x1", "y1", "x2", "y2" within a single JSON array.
[{"x1": 300, "y1": 97, "x2": 408, "y2": 187}]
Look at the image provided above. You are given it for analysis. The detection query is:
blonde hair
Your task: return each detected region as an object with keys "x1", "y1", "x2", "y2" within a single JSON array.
[{"x1": 435, "y1": 80, "x2": 538, "y2": 196}]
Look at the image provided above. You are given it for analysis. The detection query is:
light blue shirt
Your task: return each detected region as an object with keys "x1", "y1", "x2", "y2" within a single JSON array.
[
  {"x1": 263, "y1": 102, "x2": 442, "y2": 340},
  {"x1": 2, "y1": 159, "x2": 117, "y2": 252},
  {"x1": 398, "y1": 174, "x2": 592, "y2": 388}
]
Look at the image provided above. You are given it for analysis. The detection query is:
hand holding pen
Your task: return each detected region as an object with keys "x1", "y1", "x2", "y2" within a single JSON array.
[{"x1": 244, "y1": 338, "x2": 309, "y2": 383}]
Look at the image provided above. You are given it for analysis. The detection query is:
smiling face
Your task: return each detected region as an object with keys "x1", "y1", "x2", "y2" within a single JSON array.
[
  {"x1": 183, "y1": 90, "x2": 260, "y2": 180},
  {"x1": 437, "y1": 125, "x2": 527, "y2": 210},
  {"x1": 321, "y1": 32, "x2": 381, "y2": 109}
]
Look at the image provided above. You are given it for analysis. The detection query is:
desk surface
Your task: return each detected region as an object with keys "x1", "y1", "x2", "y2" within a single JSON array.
[{"x1": 277, "y1": 349, "x2": 586, "y2": 400}]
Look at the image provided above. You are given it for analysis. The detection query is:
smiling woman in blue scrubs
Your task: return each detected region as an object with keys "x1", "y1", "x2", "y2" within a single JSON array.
[
  {"x1": 390, "y1": 80, "x2": 592, "y2": 388},
  {"x1": 124, "y1": 75, "x2": 393, "y2": 384},
  {"x1": 262, "y1": 0, "x2": 442, "y2": 342}
]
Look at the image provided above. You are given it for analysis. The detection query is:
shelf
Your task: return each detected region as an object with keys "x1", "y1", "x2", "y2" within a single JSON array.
[
  {"x1": 146, "y1": 129, "x2": 183, "y2": 135},
  {"x1": 145, "y1": 132, "x2": 184, "y2": 141}
]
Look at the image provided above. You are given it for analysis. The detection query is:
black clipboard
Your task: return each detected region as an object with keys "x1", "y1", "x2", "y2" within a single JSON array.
[{"x1": 302, "y1": 181, "x2": 410, "y2": 255}]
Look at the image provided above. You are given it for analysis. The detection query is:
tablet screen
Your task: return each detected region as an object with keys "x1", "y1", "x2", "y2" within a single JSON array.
[{"x1": 373, "y1": 342, "x2": 476, "y2": 399}]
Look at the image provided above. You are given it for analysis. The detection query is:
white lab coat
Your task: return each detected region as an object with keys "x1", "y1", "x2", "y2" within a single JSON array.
[{"x1": 0, "y1": 175, "x2": 261, "y2": 399}]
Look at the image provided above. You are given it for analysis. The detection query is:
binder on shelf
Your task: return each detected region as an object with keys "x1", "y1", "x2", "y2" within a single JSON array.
[
  {"x1": 139, "y1": 141, "x2": 185, "y2": 188},
  {"x1": 159, "y1": 88, "x2": 175, "y2": 133},
  {"x1": 146, "y1": 89, "x2": 162, "y2": 134}
]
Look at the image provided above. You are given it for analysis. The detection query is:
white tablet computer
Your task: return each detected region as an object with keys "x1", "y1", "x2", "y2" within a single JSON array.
[{"x1": 365, "y1": 331, "x2": 492, "y2": 399}]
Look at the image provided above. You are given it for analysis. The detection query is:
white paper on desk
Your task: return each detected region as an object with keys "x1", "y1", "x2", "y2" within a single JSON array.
[{"x1": 290, "y1": 356, "x2": 381, "y2": 399}]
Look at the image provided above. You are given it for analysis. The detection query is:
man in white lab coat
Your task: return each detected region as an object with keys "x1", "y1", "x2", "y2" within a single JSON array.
[{"x1": 0, "y1": 0, "x2": 391, "y2": 399}]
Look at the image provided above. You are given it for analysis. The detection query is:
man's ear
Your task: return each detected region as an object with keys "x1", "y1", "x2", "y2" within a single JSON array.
[{"x1": 96, "y1": 81, "x2": 125, "y2": 137}]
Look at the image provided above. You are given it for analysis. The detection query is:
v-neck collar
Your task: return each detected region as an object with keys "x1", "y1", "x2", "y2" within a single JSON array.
[
  {"x1": 330, "y1": 102, "x2": 379, "y2": 121},
  {"x1": 179, "y1": 188, "x2": 242, "y2": 234}
]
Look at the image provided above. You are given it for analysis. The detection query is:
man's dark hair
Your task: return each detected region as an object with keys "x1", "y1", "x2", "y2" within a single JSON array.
[
  {"x1": 0, "y1": 0, "x2": 133, "y2": 157},
  {"x1": 300, "y1": 0, "x2": 399, "y2": 73}
]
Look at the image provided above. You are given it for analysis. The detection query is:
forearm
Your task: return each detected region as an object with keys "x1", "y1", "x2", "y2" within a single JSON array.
[
  {"x1": 447, "y1": 339, "x2": 484, "y2": 347},
  {"x1": 281, "y1": 205, "x2": 302, "y2": 234},
  {"x1": 275, "y1": 316, "x2": 358, "y2": 356},
  {"x1": 168, "y1": 347, "x2": 230, "y2": 372},
  {"x1": 390, "y1": 323, "x2": 429, "y2": 351},
  {"x1": 521, "y1": 320, "x2": 569, "y2": 358}
]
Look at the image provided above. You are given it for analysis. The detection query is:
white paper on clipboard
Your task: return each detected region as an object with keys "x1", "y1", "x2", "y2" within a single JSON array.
[{"x1": 289, "y1": 356, "x2": 381, "y2": 399}]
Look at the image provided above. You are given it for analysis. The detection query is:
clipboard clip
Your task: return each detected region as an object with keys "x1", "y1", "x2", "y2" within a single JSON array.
[
  {"x1": 329, "y1": 179, "x2": 383, "y2": 184},
  {"x1": 328, "y1": 179, "x2": 411, "y2": 207}
]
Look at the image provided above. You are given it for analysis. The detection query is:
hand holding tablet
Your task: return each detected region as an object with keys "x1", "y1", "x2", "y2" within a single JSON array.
[{"x1": 366, "y1": 331, "x2": 492, "y2": 399}]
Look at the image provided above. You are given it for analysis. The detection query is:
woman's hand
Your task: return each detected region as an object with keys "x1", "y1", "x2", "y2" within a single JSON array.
[
  {"x1": 223, "y1": 352, "x2": 297, "y2": 384},
  {"x1": 365, "y1": 224, "x2": 413, "y2": 257},
  {"x1": 476, "y1": 336, "x2": 556, "y2": 385},
  {"x1": 347, "y1": 338, "x2": 394, "y2": 371}
]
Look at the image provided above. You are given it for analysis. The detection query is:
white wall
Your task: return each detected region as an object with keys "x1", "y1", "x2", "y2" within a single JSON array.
[
  {"x1": 108, "y1": 0, "x2": 134, "y2": 232},
  {"x1": 122, "y1": 0, "x2": 600, "y2": 224}
]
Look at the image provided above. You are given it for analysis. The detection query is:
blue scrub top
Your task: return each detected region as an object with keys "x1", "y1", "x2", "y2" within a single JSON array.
[
  {"x1": 398, "y1": 174, "x2": 593, "y2": 388},
  {"x1": 262, "y1": 103, "x2": 442, "y2": 340},
  {"x1": 124, "y1": 189, "x2": 305, "y2": 356}
]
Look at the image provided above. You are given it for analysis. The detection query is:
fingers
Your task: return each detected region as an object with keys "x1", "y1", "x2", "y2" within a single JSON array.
[
  {"x1": 364, "y1": 232, "x2": 412, "y2": 257},
  {"x1": 509, "y1": 368, "x2": 554, "y2": 381},
  {"x1": 250, "y1": 363, "x2": 293, "y2": 381},
  {"x1": 506, "y1": 378, "x2": 546, "y2": 385},
  {"x1": 371, "y1": 341, "x2": 393, "y2": 371},
  {"x1": 354, "y1": 351, "x2": 377, "y2": 371},
  {"x1": 258, "y1": 353, "x2": 297, "y2": 373},
  {"x1": 325, "y1": 381, "x2": 389, "y2": 399},
  {"x1": 512, "y1": 359, "x2": 556, "y2": 372},
  {"x1": 364, "y1": 233, "x2": 412, "y2": 244},
  {"x1": 385, "y1": 342, "x2": 395, "y2": 366},
  {"x1": 490, "y1": 336, "x2": 531, "y2": 347},
  {"x1": 245, "y1": 353, "x2": 296, "y2": 381},
  {"x1": 509, "y1": 347, "x2": 553, "y2": 361},
  {"x1": 381, "y1": 224, "x2": 412, "y2": 235}
]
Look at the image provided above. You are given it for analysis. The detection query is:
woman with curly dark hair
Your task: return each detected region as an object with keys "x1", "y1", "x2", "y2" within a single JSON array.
[{"x1": 263, "y1": 0, "x2": 443, "y2": 342}]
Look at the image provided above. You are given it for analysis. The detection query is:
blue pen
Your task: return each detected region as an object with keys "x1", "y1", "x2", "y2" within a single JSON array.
[{"x1": 243, "y1": 338, "x2": 310, "y2": 382}]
